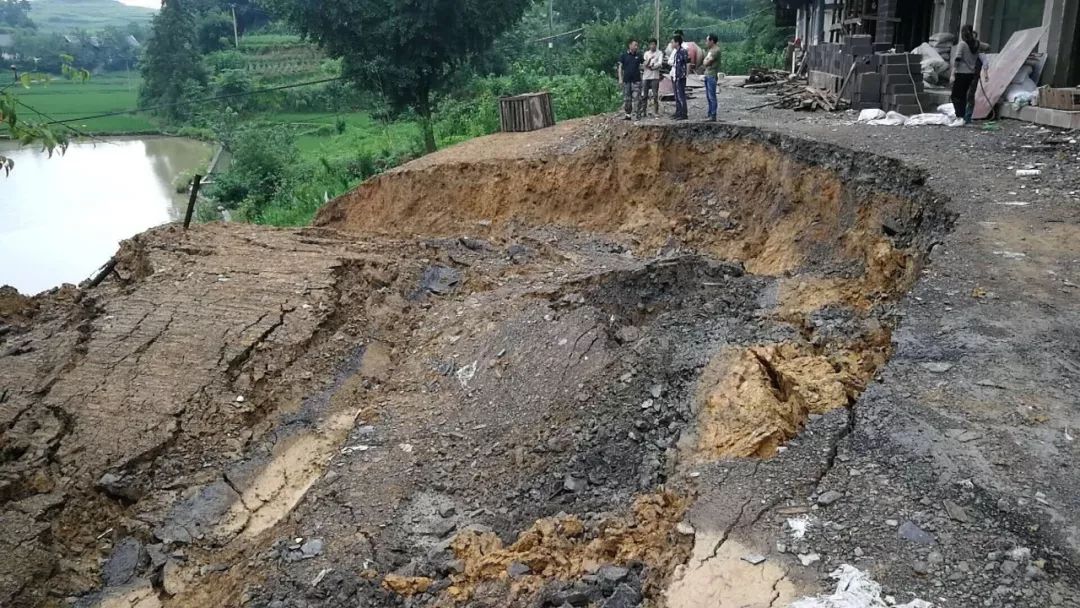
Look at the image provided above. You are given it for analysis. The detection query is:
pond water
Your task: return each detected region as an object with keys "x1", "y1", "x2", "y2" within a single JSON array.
[{"x1": 0, "y1": 137, "x2": 213, "y2": 295}]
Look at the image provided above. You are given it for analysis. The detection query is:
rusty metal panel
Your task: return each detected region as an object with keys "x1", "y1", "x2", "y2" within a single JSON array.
[{"x1": 974, "y1": 26, "x2": 1044, "y2": 120}]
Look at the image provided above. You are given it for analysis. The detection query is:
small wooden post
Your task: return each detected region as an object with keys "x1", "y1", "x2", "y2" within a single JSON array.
[
  {"x1": 183, "y1": 174, "x2": 203, "y2": 230},
  {"x1": 498, "y1": 92, "x2": 556, "y2": 132}
]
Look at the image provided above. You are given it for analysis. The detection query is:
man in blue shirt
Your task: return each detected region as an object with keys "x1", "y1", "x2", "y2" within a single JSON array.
[{"x1": 672, "y1": 34, "x2": 689, "y2": 120}]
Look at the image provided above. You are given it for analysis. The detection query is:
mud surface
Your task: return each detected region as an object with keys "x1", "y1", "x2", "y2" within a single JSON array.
[{"x1": 1, "y1": 105, "x2": 1074, "y2": 608}]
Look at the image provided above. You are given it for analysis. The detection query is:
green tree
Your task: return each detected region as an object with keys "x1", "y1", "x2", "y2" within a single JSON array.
[
  {"x1": 266, "y1": 0, "x2": 533, "y2": 153},
  {"x1": 195, "y1": 9, "x2": 235, "y2": 53},
  {"x1": 0, "y1": 0, "x2": 33, "y2": 29},
  {"x1": 554, "y1": 0, "x2": 647, "y2": 26},
  {"x1": 139, "y1": 0, "x2": 208, "y2": 121}
]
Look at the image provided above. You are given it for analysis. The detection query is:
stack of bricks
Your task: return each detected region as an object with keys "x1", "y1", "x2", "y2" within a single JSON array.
[
  {"x1": 804, "y1": 39, "x2": 934, "y2": 113},
  {"x1": 879, "y1": 53, "x2": 928, "y2": 115}
]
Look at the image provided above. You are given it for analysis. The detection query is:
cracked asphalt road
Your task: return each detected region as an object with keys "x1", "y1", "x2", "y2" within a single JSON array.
[{"x1": 1, "y1": 90, "x2": 1077, "y2": 608}]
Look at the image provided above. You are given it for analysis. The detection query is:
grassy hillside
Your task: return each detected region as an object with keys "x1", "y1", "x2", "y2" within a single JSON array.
[
  {"x1": 236, "y1": 34, "x2": 328, "y2": 83},
  {"x1": 28, "y1": 0, "x2": 156, "y2": 32}
]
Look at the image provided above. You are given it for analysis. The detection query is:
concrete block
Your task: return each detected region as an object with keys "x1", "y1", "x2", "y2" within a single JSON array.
[
  {"x1": 887, "y1": 83, "x2": 917, "y2": 96},
  {"x1": 884, "y1": 64, "x2": 920, "y2": 75},
  {"x1": 845, "y1": 34, "x2": 873, "y2": 56},
  {"x1": 859, "y1": 73, "x2": 881, "y2": 96},
  {"x1": 893, "y1": 104, "x2": 924, "y2": 115},
  {"x1": 1038, "y1": 107, "x2": 1080, "y2": 129}
]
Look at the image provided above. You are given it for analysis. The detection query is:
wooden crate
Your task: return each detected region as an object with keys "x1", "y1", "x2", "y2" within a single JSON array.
[
  {"x1": 499, "y1": 92, "x2": 555, "y2": 133},
  {"x1": 1040, "y1": 87, "x2": 1080, "y2": 111}
]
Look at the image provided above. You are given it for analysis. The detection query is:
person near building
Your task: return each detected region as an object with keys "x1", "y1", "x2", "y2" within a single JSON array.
[
  {"x1": 672, "y1": 34, "x2": 689, "y2": 121},
  {"x1": 642, "y1": 38, "x2": 663, "y2": 116},
  {"x1": 618, "y1": 38, "x2": 644, "y2": 121},
  {"x1": 950, "y1": 24, "x2": 985, "y2": 125},
  {"x1": 703, "y1": 33, "x2": 721, "y2": 121}
]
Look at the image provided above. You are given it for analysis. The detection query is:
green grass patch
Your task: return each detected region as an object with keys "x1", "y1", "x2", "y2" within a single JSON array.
[
  {"x1": 238, "y1": 34, "x2": 305, "y2": 49},
  {"x1": 13, "y1": 73, "x2": 155, "y2": 134},
  {"x1": 281, "y1": 113, "x2": 421, "y2": 160}
]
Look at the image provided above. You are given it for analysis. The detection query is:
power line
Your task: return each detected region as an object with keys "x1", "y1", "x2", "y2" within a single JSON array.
[
  {"x1": 43, "y1": 75, "x2": 346, "y2": 126},
  {"x1": 679, "y1": 6, "x2": 772, "y2": 32}
]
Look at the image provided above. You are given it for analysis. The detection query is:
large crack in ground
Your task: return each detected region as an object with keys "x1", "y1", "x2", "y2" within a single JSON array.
[{"x1": 0, "y1": 121, "x2": 951, "y2": 608}]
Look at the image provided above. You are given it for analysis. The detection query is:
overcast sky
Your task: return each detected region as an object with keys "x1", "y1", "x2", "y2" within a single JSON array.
[{"x1": 117, "y1": 0, "x2": 160, "y2": 8}]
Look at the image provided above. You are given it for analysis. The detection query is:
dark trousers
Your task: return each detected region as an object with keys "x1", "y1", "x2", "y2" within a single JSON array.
[
  {"x1": 643, "y1": 79, "x2": 660, "y2": 114},
  {"x1": 622, "y1": 80, "x2": 643, "y2": 118},
  {"x1": 952, "y1": 73, "x2": 976, "y2": 122},
  {"x1": 674, "y1": 78, "x2": 688, "y2": 119},
  {"x1": 705, "y1": 75, "x2": 718, "y2": 118}
]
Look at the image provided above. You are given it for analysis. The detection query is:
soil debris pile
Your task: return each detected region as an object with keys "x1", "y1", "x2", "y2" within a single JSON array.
[
  {"x1": 688, "y1": 334, "x2": 891, "y2": 460},
  {"x1": 443, "y1": 493, "x2": 689, "y2": 604},
  {"x1": 0, "y1": 121, "x2": 949, "y2": 608}
]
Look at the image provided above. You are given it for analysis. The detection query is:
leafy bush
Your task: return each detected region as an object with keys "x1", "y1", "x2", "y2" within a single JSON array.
[
  {"x1": 434, "y1": 66, "x2": 619, "y2": 146},
  {"x1": 205, "y1": 50, "x2": 248, "y2": 71},
  {"x1": 211, "y1": 69, "x2": 263, "y2": 114},
  {"x1": 208, "y1": 126, "x2": 298, "y2": 220}
]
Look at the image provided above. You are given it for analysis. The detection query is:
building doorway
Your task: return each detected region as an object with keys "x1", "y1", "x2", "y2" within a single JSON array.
[{"x1": 894, "y1": 0, "x2": 935, "y2": 50}]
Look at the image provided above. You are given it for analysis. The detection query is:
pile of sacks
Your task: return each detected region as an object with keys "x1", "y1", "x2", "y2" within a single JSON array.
[
  {"x1": 1004, "y1": 58, "x2": 1041, "y2": 106},
  {"x1": 857, "y1": 103, "x2": 962, "y2": 127},
  {"x1": 915, "y1": 32, "x2": 956, "y2": 86},
  {"x1": 929, "y1": 32, "x2": 955, "y2": 64}
]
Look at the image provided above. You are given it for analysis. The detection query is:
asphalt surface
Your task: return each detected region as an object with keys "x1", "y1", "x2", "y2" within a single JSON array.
[{"x1": 661, "y1": 83, "x2": 1080, "y2": 607}]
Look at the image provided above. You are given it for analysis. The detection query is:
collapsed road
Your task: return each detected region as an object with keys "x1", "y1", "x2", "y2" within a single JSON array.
[{"x1": 1, "y1": 100, "x2": 1078, "y2": 608}]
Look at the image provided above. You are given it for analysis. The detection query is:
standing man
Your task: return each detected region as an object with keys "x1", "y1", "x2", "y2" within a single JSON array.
[
  {"x1": 642, "y1": 38, "x2": 663, "y2": 117},
  {"x1": 703, "y1": 33, "x2": 721, "y2": 121},
  {"x1": 618, "y1": 39, "x2": 644, "y2": 121},
  {"x1": 672, "y1": 34, "x2": 689, "y2": 121}
]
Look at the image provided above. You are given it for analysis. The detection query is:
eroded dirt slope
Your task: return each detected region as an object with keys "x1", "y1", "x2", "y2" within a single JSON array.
[{"x1": 1, "y1": 122, "x2": 952, "y2": 608}]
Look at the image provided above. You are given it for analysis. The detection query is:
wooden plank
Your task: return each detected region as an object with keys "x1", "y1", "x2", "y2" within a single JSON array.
[{"x1": 974, "y1": 27, "x2": 1045, "y2": 120}]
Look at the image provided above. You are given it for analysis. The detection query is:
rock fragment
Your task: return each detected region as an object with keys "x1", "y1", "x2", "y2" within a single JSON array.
[
  {"x1": 898, "y1": 521, "x2": 936, "y2": 544},
  {"x1": 817, "y1": 490, "x2": 843, "y2": 506}
]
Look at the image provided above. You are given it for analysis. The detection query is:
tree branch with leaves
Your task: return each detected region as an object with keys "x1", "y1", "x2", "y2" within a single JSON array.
[{"x1": 1, "y1": 59, "x2": 90, "y2": 176}]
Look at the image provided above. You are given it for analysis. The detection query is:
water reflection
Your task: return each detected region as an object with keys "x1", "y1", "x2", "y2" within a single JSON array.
[{"x1": 0, "y1": 137, "x2": 213, "y2": 295}]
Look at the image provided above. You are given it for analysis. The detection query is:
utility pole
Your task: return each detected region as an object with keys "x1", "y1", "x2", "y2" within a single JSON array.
[
  {"x1": 231, "y1": 5, "x2": 240, "y2": 48},
  {"x1": 548, "y1": 0, "x2": 554, "y2": 49},
  {"x1": 655, "y1": 0, "x2": 660, "y2": 43}
]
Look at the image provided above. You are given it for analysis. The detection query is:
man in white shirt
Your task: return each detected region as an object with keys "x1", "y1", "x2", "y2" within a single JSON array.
[
  {"x1": 641, "y1": 38, "x2": 663, "y2": 116},
  {"x1": 665, "y1": 29, "x2": 695, "y2": 79}
]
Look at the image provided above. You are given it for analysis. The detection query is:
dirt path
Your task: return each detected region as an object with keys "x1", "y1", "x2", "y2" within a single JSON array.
[{"x1": 1, "y1": 94, "x2": 1077, "y2": 608}]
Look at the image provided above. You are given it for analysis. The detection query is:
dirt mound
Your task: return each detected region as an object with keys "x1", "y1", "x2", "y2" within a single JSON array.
[
  {"x1": 318, "y1": 124, "x2": 934, "y2": 293},
  {"x1": 0, "y1": 121, "x2": 948, "y2": 607}
]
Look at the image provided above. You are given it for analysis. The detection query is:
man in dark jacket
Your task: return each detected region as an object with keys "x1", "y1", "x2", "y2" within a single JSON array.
[
  {"x1": 672, "y1": 34, "x2": 689, "y2": 120},
  {"x1": 618, "y1": 39, "x2": 644, "y2": 120}
]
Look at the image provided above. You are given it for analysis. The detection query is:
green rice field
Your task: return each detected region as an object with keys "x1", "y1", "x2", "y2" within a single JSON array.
[{"x1": 12, "y1": 73, "x2": 155, "y2": 134}]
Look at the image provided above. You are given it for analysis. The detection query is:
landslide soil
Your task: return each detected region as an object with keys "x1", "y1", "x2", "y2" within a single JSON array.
[{"x1": 0, "y1": 122, "x2": 949, "y2": 608}]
